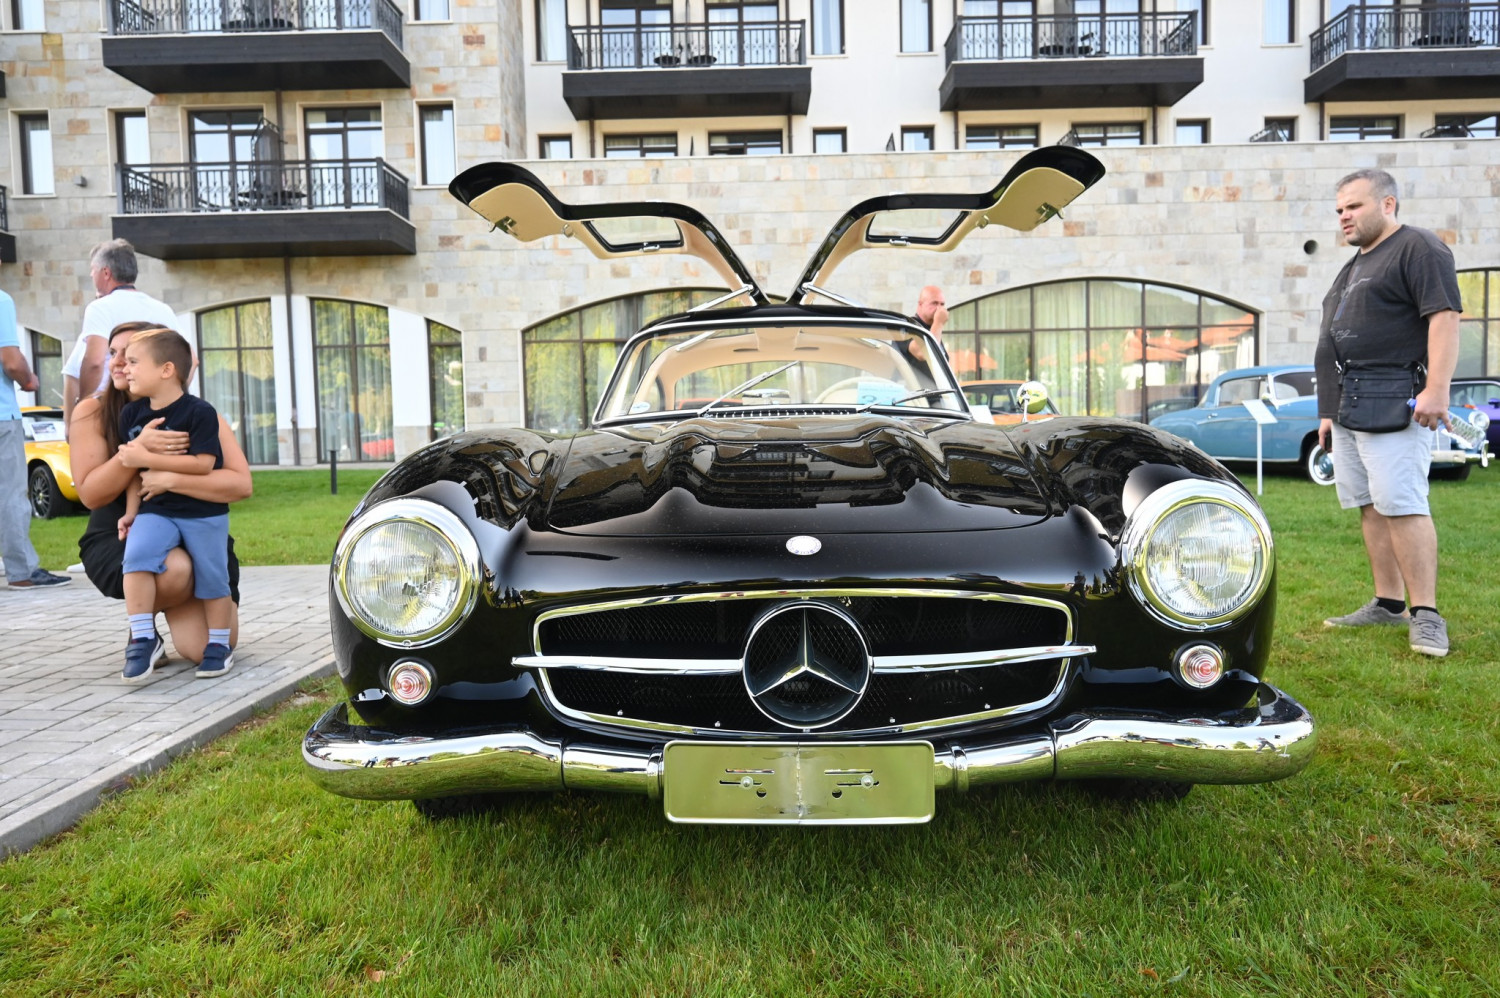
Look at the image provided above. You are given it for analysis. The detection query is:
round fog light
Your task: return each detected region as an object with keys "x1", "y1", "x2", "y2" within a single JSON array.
[
  {"x1": 1176, "y1": 644, "x2": 1225, "y2": 689},
  {"x1": 388, "y1": 660, "x2": 434, "y2": 705}
]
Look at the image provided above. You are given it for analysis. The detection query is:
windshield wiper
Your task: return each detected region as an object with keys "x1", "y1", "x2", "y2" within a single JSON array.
[
  {"x1": 695, "y1": 361, "x2": 799, "y2": 417},
  {"x1": 856, "y1": 388, "x2": 964, "y2": 413}
]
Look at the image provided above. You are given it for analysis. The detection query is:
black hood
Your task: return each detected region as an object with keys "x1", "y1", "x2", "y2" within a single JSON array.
[{"x1": 544, "y1": 416, "x2": 1053, "y2": 536}]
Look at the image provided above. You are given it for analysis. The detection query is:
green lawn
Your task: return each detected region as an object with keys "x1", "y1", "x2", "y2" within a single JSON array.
[
  {"x1": 27, "y1": 469, "x2": 386, "y2": 570},
  {"x1": 3, "y1": 468, "x2": 1497, "y2": 996}
]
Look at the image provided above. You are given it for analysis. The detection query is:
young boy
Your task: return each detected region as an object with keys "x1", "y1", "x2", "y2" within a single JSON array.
[{"x1": 116, "y1": 328, "x2": 234, "y2": 682}]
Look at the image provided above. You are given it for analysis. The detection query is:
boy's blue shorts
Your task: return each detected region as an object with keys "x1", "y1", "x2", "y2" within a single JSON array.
[{"x1": 122, "y1": 513, "x2": 232, "y2": 600}]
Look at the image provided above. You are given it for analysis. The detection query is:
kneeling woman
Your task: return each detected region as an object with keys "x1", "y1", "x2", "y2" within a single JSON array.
[{"x1": 69, "y1": 321, "x2": 253, "y2": 666}]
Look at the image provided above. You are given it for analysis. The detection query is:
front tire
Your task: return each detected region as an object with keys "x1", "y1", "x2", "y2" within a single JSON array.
[
  {"x1": 1303, "y1": 439, "x2": 1335, "y2": 486},
  {"x1": 28, "y1": 464, "x2": 66, "y2": 518},
  {"x1": 1431, "y1": 462, "x2": 1472, "y2": 481}
]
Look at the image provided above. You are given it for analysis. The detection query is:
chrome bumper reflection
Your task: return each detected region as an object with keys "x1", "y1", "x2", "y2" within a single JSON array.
[{"x1": 302, "y1": 683, "x2": 1315, "y2": 801}]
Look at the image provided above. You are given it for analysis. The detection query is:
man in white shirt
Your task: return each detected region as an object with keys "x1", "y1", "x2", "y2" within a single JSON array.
[{"x1": 62, "y1": 239, "x2": 179, "y2": 432}]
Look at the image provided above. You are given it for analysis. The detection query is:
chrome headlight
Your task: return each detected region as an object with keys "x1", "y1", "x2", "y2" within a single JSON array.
[
  {"x1": 333, "y1": 498, "x2": 481, "y2": 647},
  {"x1": 1121, "y1": 479, "x2": 1273, "y2": 630}
]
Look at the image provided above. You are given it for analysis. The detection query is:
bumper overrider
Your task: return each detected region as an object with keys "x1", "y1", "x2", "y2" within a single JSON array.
[{"x1": 303, "y1": 683, "x2": 1315, "y2": 818}]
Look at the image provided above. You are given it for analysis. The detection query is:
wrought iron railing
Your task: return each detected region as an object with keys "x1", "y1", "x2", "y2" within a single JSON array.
[
  {"x1": 945, "y1": 12, "x2": 1196, "y2": 62},
  {"x1": 567, "y1": 20, "x2": 805, "y2": 70},
  {"x1": 116, "y1": 159, "x2": 410, "y2": 217},
  {"x1": 0, "y1": 186, "x2": 8, "y2": 232},
  {"x1": 1311, "y1": 2, "x2": 1498, "y2": 70},
  {"x1": 108, "y1": 0, "x2": 404, "y2": 44},
  {"x1": 1249, "y1": 125, "x2": 1295, "y2": 142}
]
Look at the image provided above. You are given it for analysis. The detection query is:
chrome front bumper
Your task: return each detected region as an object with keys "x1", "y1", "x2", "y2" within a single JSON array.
[
  {"x1": 303, "y1": 683, "x2": 1315, "y2": 802},
  {"x1": 1431, "y1": 442, "x2": 1490, "y2": 468}
]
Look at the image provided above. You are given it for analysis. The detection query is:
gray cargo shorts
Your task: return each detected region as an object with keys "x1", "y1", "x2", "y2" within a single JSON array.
[{"x1": 1331, "y1": 420, "x2": 1433, "y2": 516}]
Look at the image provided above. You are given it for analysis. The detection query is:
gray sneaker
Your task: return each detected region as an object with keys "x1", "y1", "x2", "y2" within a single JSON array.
[
  {"x1": 1409, "y1": 610, "x2": 1450, "y2": 657},
  {"x1": 1324, "y1": 599, "x2": 1406, "y2": 628}
]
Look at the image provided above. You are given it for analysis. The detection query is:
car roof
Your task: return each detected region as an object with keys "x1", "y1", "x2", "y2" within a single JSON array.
[{"x1": 1209, "y1": 364, "x2": 1312, "y2": 385}]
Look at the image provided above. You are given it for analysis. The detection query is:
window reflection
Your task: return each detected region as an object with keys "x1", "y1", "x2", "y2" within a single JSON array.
[
  {"x1": 197, "y1": 301, "x2": 278, "y2": 464},
  {"x1": 313, "y1": 299, "x2": 392, "y2": 462}
]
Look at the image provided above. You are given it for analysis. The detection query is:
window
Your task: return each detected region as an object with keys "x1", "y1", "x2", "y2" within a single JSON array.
[
  {"x1": 198, "y1": 301, "x2": 279, "y2": 465},
  {"x1": 189, "y1": 109, "x2": 262, "y2": 165},
  {"x1": 1430, "y1": 113, "x2": 1499, "y2": 139},
  {"x1": 114, "y1": 111, "x2": 149, "y2": 168},
  {"x1": 1072, "y1": 122, "x2": 1144, "y2": 146},
  {"x1": 17, "y1": 114, "x2": 53, "y2": 195},
  {"x1": 1263, "y1": 0, "x2": 1294, "y2": 44},
  {"x1": 523, "y1": 289, "x2": 721, "y2": 432},
  {"x1": 603, "y1": 134, "x2": 677, "y2": 158},
  {"x1": 1175, "y1": 120, "x2": 1209, "y2": 145},
  {"x1": 419, "y1": 104, "x2": 455, "y2": 186},
  {"x1": 414, "y1": 0, "x2": 449, "y2": 19},
  {"x1": 312, "y1": 299, "x2": 392, "y2": 463},
  {"x1": 1330, "y1": 116, "x2": 1400, "y2": 141},
  {"x1": 601, "y1": 0, "x2": 673, "y2": 68},
  {"x1": 10, "y1": 0, "x2": 43, "y2": 30},
  {"x1": 943, "y1": 279, "x2": 1258, "y2": 420},
  {"x1": 428, "y1": 320, "x2": 464, "y2": 440},
  {"x1": 813, "y1": 128, "x2": 847, "y2": 154},
  {"x1": 901, "y1": 126, "x2": 934, "y2": 151},
  {"x1": 1255, "y1": 116, "x2": 1297, "y2": 142},
  {"x1": 306, "y1": 107, "x2": 384, "y2": 206},
  {"x1": 965, "y1": 125, "x2": 1039, "y2": 149},
  {"x1": 540, "y1": 135, "x2": 574, "y2": 159},
  {"x1": 1181, "y1": 0, "x2": 1207, "y2": 45},
  {"x1": 812, "y1": 0, "x2": 843, "y2": 55},
  {"x1": 28, "y1": 331, "x2": 61, "y2": 406},
  {"x1": 536, "y1": 0, "x2": 568, "y2": 61},
  {"x1": 900, "y1": 0, "x2": 931, "y2": 52},
  {"x1": 707, "y1": 2, "x2": 779, "y2": 66},
  {"x1": 708, "y1": 131, "x2": 782, "y2": 155},
  {"x1": 1455, "y1": 269, "x2": 1500, "y2": 376}
]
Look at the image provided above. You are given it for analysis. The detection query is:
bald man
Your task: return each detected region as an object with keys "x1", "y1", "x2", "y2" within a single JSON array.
[{"x1": 906, "y1": 285, "x2": 949, "y2": 365}]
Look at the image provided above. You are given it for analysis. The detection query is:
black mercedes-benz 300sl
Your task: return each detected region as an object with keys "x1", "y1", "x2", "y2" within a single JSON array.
[{"x1": 303, "y1": 147, "x2": 1315, "y2": 824}]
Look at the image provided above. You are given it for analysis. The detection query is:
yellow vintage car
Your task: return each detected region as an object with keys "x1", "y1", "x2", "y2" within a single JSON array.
[{"x1": 22, "y1": 406, "x2": 81, "y2": 518}]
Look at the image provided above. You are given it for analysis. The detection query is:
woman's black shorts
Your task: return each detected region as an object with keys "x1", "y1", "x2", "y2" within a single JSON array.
[{"x1": 79, "y1": 499, "x2": 241, "y2": 604}]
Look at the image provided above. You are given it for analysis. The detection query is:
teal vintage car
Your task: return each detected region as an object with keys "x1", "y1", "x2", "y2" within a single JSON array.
[{"x1": 1150, "y1": 365, "x2": 1490, "y2": 484}]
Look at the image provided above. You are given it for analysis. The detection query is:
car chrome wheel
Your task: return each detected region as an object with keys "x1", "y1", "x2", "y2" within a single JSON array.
[
  {"x1": 1305, "y1": 441, "x2": 1335, "y2": 486},
  {"x1": 28, "y1": 465, "x2": 64, "y2": 519}
]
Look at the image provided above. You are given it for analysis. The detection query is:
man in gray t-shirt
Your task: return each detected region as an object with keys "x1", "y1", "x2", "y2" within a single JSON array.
[{"x1": 1314, "y1": 169, "x2": 1462, "y2": 658}]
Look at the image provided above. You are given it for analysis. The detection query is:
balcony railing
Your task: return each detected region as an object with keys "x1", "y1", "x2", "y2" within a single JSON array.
[
  {"x1": 1249, "y1": 125, "x2": 1294, "y2": 142},
  {"x1": 116, "y1": 159, "x2": 410, "y2": 218},
  {"x1": 0, "y1": 185, "x2": 8, "y2": 232},
  {"x1": 1311, "y1": 2, "x2": 1498, "y2": 70},
  {"x1": 945, "y1": 12, "x2": 1196, "y2": 62},
  {"x1": 567, "y1": 20, "x2": 805, "y2": 70},
  {"x1": 108, "y1": 0, "x2": 404, "y2": 44}
]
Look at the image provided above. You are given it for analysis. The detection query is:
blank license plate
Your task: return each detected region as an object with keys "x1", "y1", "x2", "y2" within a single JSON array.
[{"x1": 662, "y1": 741, "x2": 935, "y2": 825}]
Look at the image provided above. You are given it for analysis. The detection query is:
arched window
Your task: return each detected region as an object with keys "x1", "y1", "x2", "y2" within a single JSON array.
[
  {"x1": 946, "y1": 279, "x2": 1259, "y2": 420},
  {"x1": 428, "y1": 319, "x2": 464, "y2": 440},
  {"x1": 197, "y1": 300, "x2": 278, "y2": 464},
  {"x1": 522, "y1": 288, "x2": 721, "y2": 432},
  {"x1": 312, "y1": 299, "x2": 392, "y2": 462},
  {"x1": 1457, "y1": 269, "x2": 1499, "y2": 376}
]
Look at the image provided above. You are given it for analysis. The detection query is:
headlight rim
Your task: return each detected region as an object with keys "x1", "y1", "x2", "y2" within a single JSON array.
[
  {"x1": 1120, "y1": 478, "x2": 1274, "y2": 631},
  {"x1": 333, "y1": 497, "x2": 482, "y2": 649}
]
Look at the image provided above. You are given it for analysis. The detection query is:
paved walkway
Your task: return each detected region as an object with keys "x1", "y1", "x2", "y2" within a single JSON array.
[{"x1": 0, "y1": 565, "x2": 333, "y2": 856}]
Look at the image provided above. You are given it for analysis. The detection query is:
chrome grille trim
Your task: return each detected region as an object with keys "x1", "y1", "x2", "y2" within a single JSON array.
[{"x1": 524, "y1": 588, "x2": 1080, "y2": 737}]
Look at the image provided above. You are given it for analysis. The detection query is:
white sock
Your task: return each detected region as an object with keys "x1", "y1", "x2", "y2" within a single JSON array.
[
  {"x1": 208, "y1": 628, "x2": 230, "y2": 648},
  {"x1": 129, "y1": 614, "x2": 155, "y2": 641}
]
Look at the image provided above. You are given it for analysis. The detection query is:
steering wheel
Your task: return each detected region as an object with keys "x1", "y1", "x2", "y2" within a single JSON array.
[{"x1": 815, "y1": 377, "x2": 909, "y2": 405}]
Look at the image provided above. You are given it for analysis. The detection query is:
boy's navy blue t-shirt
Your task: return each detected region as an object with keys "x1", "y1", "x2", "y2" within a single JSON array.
[{"x1": 119, "y1": 393, "x2": 227, "y2": 518}]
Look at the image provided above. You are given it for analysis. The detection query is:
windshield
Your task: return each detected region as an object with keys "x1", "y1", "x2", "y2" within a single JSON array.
[{"x1": 596, "y1": 323, "x2": 967, "y2": 422}]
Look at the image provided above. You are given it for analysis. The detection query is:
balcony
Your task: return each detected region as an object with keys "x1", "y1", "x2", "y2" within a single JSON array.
[
  {"x1": 0, "y1": 187, "x2": 14, "y2": 265},
  {"x1": 111, "y1": 159, "x2": 416, "y2": 259},
  {"x1": 939, "y1": 12, "x2": 1202, "y2": 111},
  {"x1": 1307, "y1": 3, "x2": 1500, "y2": 101},
  {"x1": 102, "y1": 0, "x2": 409, "y2": 93},
  {"x1": 561, "y1": 21, "x2": 810, "y2": 120}
]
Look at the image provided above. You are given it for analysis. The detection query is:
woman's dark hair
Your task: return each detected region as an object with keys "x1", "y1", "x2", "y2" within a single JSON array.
[{"x1": 96, "y1": 320, "x2": 163, "y2": 453}]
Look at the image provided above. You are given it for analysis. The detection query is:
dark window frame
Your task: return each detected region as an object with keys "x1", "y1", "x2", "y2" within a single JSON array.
[
  {"x1": 1175, "y1": 119, "x2": 1210, "y2": 145},
  {"x1": 964, "y1": 124, "x2": 1040, "y2": 149},
  {"x1": 1433, "y1": 113, "x2": 1499, "y2": 139},
  {"x1": 196, "y1": 300, "x2": 279, "y2": 465},
  {"x1": 427, "y1": 319, "x2": 465, "y2": 441},
  {"x1": 418, "y1": 103, "x2": 455, "y2": 186},
  {"x1": 28, "y1": 329, "x2": 61, "y2": 407},
  {"x1": 812, "y1": 127, "x2": 847, "y2": 153},
  {"x1": 1329, "y1": 115, "x2": 1401, "y2": 140},
  {"x1": 900, "y1": 125, "x2": 935, "y2": 151},
  {"x1": 602, "y1": 133, "x2": 679, "y2": 158},
  {"x1": 536, "y1": 0, "x2": 569, "y2": 61},
  {"x1": 413, "y1": 0, "x2": 450, "y2": 20},
  {"x1": 810, "y1": 0, "x2": 844, "y2": 54},
  {"x1": 1262, "y1": 116, "x2": 1297, "y2": 141},
  {"x1": 900, "y1": 0, "x2": 932, "y2": 53},
  {"x1": 1071, "y1": 121, "x2": 1145, "y2": 146},
  {"x1": 18, "y1": 113, "x2": 52, "y2": 195},
  {"x1": 1264, "y1": 0, "x2": 1295, "y2": 44},
  {"x1": 114, "y1": 110, "x2": 149, "y2": 169},
  {"x1": 540, "y1": 134, "x2": 574, "y2": 159},
  {"x1": 708, "y1": 130, "x2": 784, "y2": 155},
  {"x1": 310, "y1": 298, "x2": 393, "y2": 464}
]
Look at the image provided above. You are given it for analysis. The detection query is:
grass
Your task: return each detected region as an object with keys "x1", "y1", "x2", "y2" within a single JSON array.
[
  {"x1": 2, "y1": 468, "x2": 1497, "y2": 996},
  {"x1": 26, "y1": 469, "x2": 386, "y2": 570}
]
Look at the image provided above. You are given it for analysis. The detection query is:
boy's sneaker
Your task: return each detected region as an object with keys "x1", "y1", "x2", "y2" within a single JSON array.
[
  {"x1": 8, "y1": 569, "x2": 72, "y2": 590},
  {"x1": 122, "y1": 635, "x2": 162, "y2": 683},
  {"x1": 1323, "y1": 599, "x2": 1407, "y2": 628},
  {"x1": 196, "y1": 643, "x2": 234, "y2": 679},
  {"x1": 1409, "y1": 610, "x2": 1450, "y2": 657}
]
